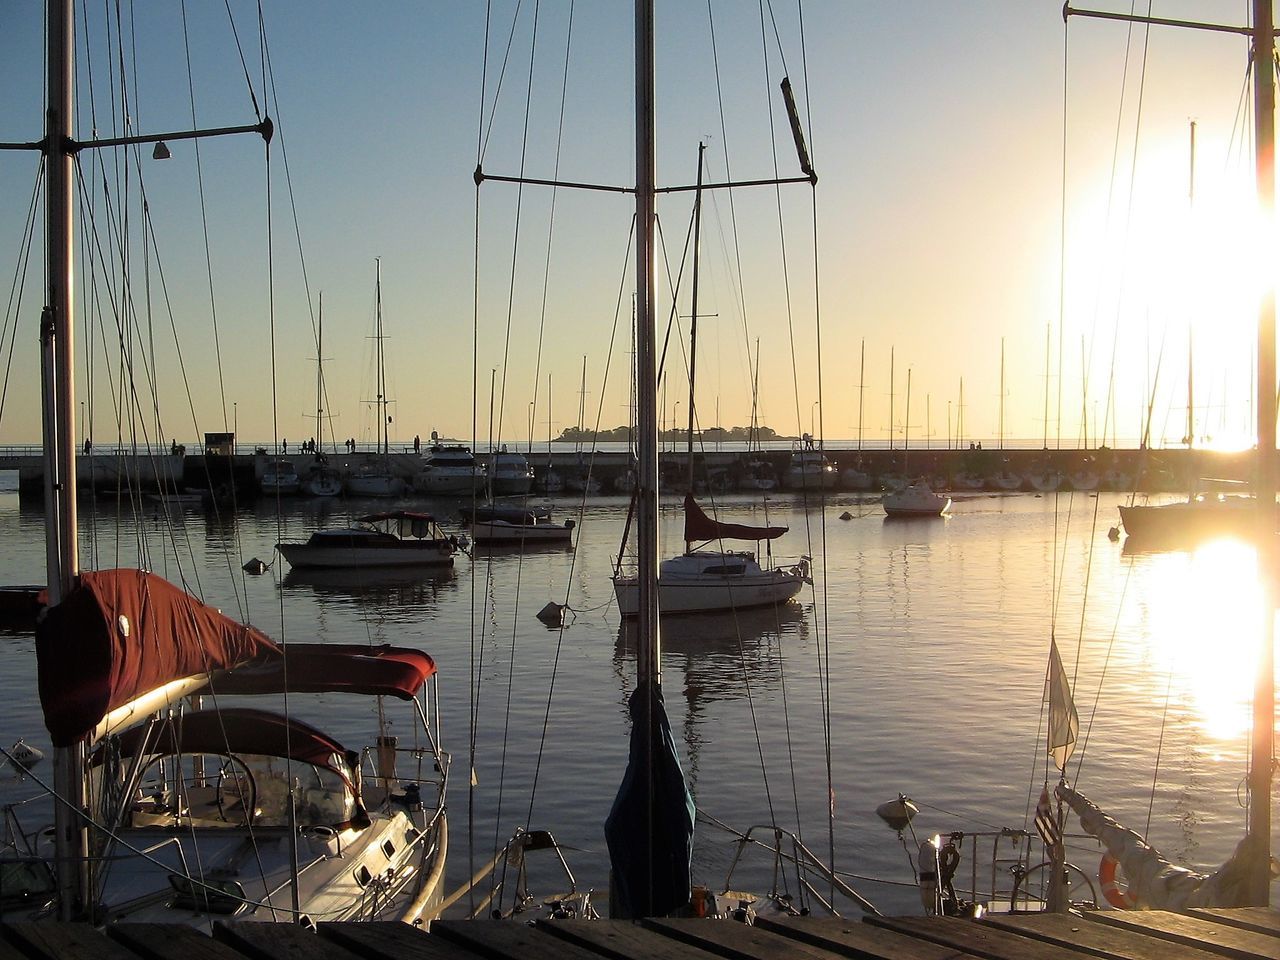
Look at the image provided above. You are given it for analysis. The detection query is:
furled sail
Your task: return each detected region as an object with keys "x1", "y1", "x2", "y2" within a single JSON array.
[
  {"x1": 605, "y1": 679, "x2": 695, "y2": 918},
  {"x1": 36, "y1": 569, "x2": 280, "y2": 747},
  {"x1": 1056, "y1": 785, "x2": 1263, "y2": 908},
  {"x1": 683, "y1": 492, "x2": 787, "y2": 544}
]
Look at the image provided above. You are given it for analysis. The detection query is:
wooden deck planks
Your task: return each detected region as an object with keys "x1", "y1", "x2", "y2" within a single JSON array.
[
  {"x1": 1184, "y1": 909, "x2": 1280, "y2": 937},
  {"x1": 211, "y1": 921, "x2": 361, "y2": 960},
  {"x1": 536, "y1": 918, "x2": 730, "y2": 960},
  {"x1": 758, "y1": 915, "x2": 990, "y2": 960},
  {"x1": 430, "y1": 917, "x2": 613, "y2": 960},
  {"x1": 982, "y1": 912, "x2": 1228, "y2": 960},
  {"x1": 0, "y1": 921, "x2": 140, "y2": 960},
  {"x1": 1084, "y1": 910, "x2": 1279, "y2": 960},
  {"x1": 869, "y1": 914, "x2": 1101, "y2": 960},
  {"x1": 318, "y1": 921, "x2": 467, "y2": 960},
  {"x1": 0, "y1": 909, "x2": 1274, "y2": 960},
  {"x1": 107, "y1": 923, "x2": 249, "y2": 960},
  {"x1": 643, "y1": 916, "x2": 846, "y2": 960}
]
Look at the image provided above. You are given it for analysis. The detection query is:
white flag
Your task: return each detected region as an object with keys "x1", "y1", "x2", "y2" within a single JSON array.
[{"x1": 1045, "y1": 636, "x2": 1078, "y2": 770}]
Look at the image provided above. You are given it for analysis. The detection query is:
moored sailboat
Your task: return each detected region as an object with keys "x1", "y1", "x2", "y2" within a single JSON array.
[{"x1": 1, "y1": 3, "x2": 449, "y2": 925}]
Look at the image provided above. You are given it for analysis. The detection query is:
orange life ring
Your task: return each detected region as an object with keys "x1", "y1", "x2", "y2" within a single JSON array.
[{"x1": 1098, "y1": 853, "x2": 1137, "y2": 909}]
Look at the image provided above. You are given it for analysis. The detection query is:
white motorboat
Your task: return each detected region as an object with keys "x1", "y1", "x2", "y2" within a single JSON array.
[
  {"x1": 344, "y1": 465, "x2": 406, "y2": 499},
  {"x1": 301, "y1": 460, "x2": 343, "y2": 498},
  {"x1": 613, "y1": 494, "x2": 810, "y2": 616},
  {"x1": 488, "y1": 446, "x2": 534, "y2": 496},
  {"x1": 882, "y1": 480, "x2": 952, "y2": 518},
  {"x1": 276, "y1": 511, "x2": 456, "y2": 569},
  {"x1": 783, "y1": 438, "x2": 837, "y2": 491},
  {"x1": 1026, "y1": 466, "x2": 1064, "y2": 493},
  {"x1": 468, "y1": 505, "x2": 575, "y2": 545},
  {"x1": 987, "y1": 468, "x2": 1024, "y2": 492},
  {"x1": 259, "y1": 459, "x2": 300, "y2": 496},
  {"x1": 415, "y1": 444, "x2": 486, "y2": 496}
]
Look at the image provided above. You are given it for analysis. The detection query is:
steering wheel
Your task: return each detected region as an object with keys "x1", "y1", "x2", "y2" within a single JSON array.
[{"x1": 214, "y1": 758, "x2": 257, "y2": 824}]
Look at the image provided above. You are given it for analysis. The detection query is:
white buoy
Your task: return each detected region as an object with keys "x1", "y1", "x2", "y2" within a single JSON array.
[{"x1": 5, "y1": 739, "x2": 44, "y2": 771}]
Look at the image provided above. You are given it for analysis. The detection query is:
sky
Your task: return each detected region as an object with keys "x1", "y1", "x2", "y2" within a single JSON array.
[{"x1": 0, "y1": 1, "x2": 1270, "y2": 452}]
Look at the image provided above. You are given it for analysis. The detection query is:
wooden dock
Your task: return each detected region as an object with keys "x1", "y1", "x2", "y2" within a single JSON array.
[{"x1": 1, "y1": 909, "x2": 1275, "y2": 960}]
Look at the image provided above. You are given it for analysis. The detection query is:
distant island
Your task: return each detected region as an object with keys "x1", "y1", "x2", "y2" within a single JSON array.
[{"x1": 554, "y1": 425, "x2": 794, "y2": 442}]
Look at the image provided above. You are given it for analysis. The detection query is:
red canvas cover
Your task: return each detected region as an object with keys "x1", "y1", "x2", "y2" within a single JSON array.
[
  {"x1": 95, "y1": 707, "x2": 348, "y2": 775},
  {"x1": 37, "y1": 569, "x2": 281, "y2": 747},
  {"x1": 210, "y1": 643, "x2": 436, "y2": 700},
  {"x1": 683, "y1": 493, "x2": 787, "y2": 543}
]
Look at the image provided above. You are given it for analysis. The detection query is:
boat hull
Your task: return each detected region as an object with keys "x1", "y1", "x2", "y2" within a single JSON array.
[
  {"x1": 613, "y1": 565, "x2": 808, "y2": 616},
  {"x1": 276, "y1": 542, "x2": 453, "y2": 568},
  {"x1": 1118, "y1": 497, "x2": 1262, "y2": 547},
  {"x1": 470, "y1": 519, "x2": 574, "y2": 544},
  {"x1": 344, "y1": 475, "x2": 405, "y2": 498}
]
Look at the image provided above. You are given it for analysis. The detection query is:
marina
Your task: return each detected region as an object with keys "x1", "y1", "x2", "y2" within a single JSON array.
[{"x1": 0, "y1": 0, "x2": 1275, "y2": 937}]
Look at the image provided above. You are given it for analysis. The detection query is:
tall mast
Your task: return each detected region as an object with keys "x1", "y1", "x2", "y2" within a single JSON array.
[
  {"x1": 45, "y1": 0, "x2": 86, "y2": 921},
  {"x1": 686, "y1": 143, "x2": 705, "y2": 495},
  {"x1": 999, "y1": 336, "x2": 1006, "y2": 450},
  {"x1": 1248, "y1": 0, "x2": 1275, "y2": 908},
  {"x1": 634, "y1": 0, "x2": 660, "y2": 684},
  {"x1": 888, "y1": 346, "x2": 895, "y2": 451},
  {"x1": 375, "y1": 259, "x2": 387, "y2": 457},
  {"x1": 316, "y1": 294, "x2": 325, "y2": 453},
  {"x1": 857, "y1": 338, "x2": 865, "y2": 453}
]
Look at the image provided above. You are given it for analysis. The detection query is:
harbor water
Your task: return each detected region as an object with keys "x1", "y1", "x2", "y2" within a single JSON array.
[{"x1": 0, "y1": 477, "x2": 1275, "y2": 916}]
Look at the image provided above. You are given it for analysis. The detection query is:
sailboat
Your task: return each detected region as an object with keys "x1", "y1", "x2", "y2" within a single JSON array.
[
  {"x1": 5, "y1": 2, "x2": 448, "y2": 925},
  {"x1": 612, "y1": 143, "x2": 811, "y2": 619},
  {"x1": 1119, "y1": 147, "x2": 1264, "y2": 547},
  {"x1": 301, "y1": 295, "x2": 342, "y2": 498},
  {"x1": 1056, "y1": 0, "x2": 1276, "y2": 911},
  {"x1": 345, "y1": 261, "x2": 406, "y2": 498},
  {"x1": 882, "y1": 371, "x2": 950, "y2": 518}
]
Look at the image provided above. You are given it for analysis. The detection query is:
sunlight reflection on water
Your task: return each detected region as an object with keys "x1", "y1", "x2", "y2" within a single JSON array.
[{"x1": 0, "y1": 485, "x2": 1274, "y2": 915}]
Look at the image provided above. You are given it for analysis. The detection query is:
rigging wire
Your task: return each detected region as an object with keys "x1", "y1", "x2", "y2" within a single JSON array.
[
  {"x1": 792, "y1": 0, "x2": 837, "y2": 899},
  {"x1": 754, "y1": 0, "x2": 811, "y2": 854}
]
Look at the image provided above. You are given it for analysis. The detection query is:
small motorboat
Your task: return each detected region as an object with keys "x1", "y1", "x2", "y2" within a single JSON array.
[
  {"x1": 882, "y1": 480, "x2": 952, "y2": 518},
  {"x1": 276, "y1": 511, "x2": 457, "y2": 569}
]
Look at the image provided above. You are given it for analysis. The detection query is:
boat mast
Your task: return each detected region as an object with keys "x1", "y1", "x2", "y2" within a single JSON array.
[
  {"x1": 888, "y1": 346, "x2": 895, "y2": 451},
  {"x1": 1247, "y1": 0, "x2": 1275, "y2": 909},
  {"x1": 1066, "y1": 0, "x2": 1274, "y2": 907},
  {"x1": 635, "y1": 0, "x2": 660, "y2": 678},
  {"x1": 857, "y1": 338, "x2": 865, "y2": 454},
  {"x1": 999, "y1": 336, "x2": 1006, "y2": 450},
  {"x1": 316, "y1": 294, "x2": 326, "y2": 453},
  {"x1": 375, "y1": 259, "x2": 387, "y2": 457},
  {"x1": 628, "y1": 0, "x2": 663, "y2": 916},
  {"x1": 686, "y1": 143, "x2": 705, "y2": 496},
  {"x1": 44, "y1": 0, "x2": 87, "y2": 921}
]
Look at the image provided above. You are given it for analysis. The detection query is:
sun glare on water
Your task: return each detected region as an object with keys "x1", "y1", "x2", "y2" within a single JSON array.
[{"x1": 1143, "y1": 539, "x2": 1264, "y2": 742}]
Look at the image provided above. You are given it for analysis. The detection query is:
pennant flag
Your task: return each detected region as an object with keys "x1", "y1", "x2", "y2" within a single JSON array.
[
  {"x1": 1035, "y1": 785, "x2": 1061, "y2": 849},
  {"x1": 1044, "y1": 635, "x2": 1079, "y2": 771}
]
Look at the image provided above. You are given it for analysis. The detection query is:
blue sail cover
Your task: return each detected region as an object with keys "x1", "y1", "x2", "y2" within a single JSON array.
[{"x1": 604, "y1": 679, "x2": 695, "y2": 918}]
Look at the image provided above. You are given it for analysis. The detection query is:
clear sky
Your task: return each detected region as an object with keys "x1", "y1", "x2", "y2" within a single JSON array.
[{"x1": 0, "y1": 2, "x2": 1268, "y2": 452}]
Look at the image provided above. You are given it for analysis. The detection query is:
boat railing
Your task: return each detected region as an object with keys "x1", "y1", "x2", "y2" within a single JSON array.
[{"x1": 718, "y1": 821, "x2": 880, "y2": 917}]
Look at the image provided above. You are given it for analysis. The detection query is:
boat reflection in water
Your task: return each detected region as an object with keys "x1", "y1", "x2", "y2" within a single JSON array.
[{"x1": 280, "y1": 565, "x2": 457, "y2": 621}]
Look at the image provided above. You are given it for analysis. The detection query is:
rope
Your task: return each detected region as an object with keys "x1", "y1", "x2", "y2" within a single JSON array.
[{"x1": 485, "y1": 0, "x2": 544, "y2": 896}]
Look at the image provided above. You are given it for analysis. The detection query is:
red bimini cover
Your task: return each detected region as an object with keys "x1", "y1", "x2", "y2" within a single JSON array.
[
  {"x1": 95, "y1": 707, "x2": 348, "y2": 774},
  {"x1": 210, "y1": 643, "x2": 436, "y2": 700},
  {"x1": 37, "y1": 569, "x2": 281, "y2": 747},
  {"x1": 683, "y1": 492, "x2": 787, "y2": 544}
]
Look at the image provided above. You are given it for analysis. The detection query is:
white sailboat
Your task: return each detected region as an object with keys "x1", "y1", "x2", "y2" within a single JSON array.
[
  {"x1": 345, "y1": 261, "x2": 406, "y2": 498},
  {"x1": 6, "y1": 2, "x2": 447, "y2": 925},
  {"x1": 613, "y1": 144, "x2": 811, "y2": 619},
  {"x1": 301, "y1": 296, "x2": 342, "y2": 498}
]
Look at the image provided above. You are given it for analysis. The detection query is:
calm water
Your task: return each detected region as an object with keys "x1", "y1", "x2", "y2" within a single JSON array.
[{"x1": 0, "y1": 482, "x2": 1275, "y2": 916}]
